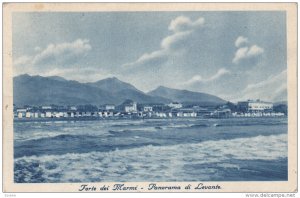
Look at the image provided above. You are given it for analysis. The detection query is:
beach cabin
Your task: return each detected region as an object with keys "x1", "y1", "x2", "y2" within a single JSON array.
[
  {"x1": 16, "y1": 109, "x2": 27, "y2": 118},
  {"x1": 63, "y1": 112, "x2": 69, "y2": 118},
  {"x1": 45, "y1": 111, "x2": 52, "y2": 118},
  {"x1": 25, "y1": 112, "x2": 32, "y2": 118},
  {"x1": 17, "y1": 112, "x2": 24, "y2": 118}
]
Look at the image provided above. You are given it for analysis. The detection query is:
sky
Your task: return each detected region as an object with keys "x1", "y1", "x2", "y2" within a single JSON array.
[{"x1": 12, "y1": 11, "x2": 287, "y2": 102}]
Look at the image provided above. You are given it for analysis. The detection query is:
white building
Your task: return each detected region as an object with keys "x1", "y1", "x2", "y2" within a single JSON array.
[
  {"x1": 103, "y1": 111, "x2": 108, "y2": 117},
  {"x1": 25, "y1": 112, "x2": 32, "y2": 118},
  {"x1": 70, "y1": 106, "x2": 77, "y2": 111},
  {"x1": 248, "y1": 102, "x2": 273, "y2": 111},
  {"x1": 143, "y1": 106, "x2": 153, "y2": 112},
  {"x1": 45, "y1": 111, "x2": 52, "y2": 118},
  {"x1": 42, "y1": 106, "x2": 52, "y2": 110},
  {"x1": 168, "y1": 102, "x2": 182, "y2": 109},
  {"x1": 125, "y1": 102, "x2": 137, "y2": 113},
  {"x1": 156, "y1": 112, "x2": 167, "y2": 118},
  {"x1": 16, "y1": 109, "x2": 26, "y2": 118},
  {"x1": 105, "y1": 104, "x2": 115, "y2": 111},
  {"x1": 17, "y1": 109, "x2": 27, "y2": 113},
  {"x1": 238, "y1": 100, "x2": 273, "y2": 112},
  {"x1": 17, "y1": 112, "x2": 24, "y2": 118},
  {"x1": 183, "y1": 112, "x2": 197, "y2": 117},
  {"x1": 83, "y1": 112, "x2": 92, "y2": 117}
]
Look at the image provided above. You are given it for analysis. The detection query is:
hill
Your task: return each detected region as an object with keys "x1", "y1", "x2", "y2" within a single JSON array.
[
  {"x1": 13, "y1": 74, "x2": 226, "y2": 107},
  {"x1": 13, "y1": 74, "x2": 114, "y2": 106},
  {"x1": 13, "y1": 74, "x2": 170, "y2": 106},
  {"x1": 148, "y1": 86, "x2": 226, "y2": 106}
]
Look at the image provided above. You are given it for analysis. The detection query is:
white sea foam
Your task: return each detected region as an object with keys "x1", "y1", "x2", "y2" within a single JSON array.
[
  {"x1": 15, "y1": 133, "x2": 287, "y2": 182},
  {"x1": 14, "y1": 126, "x2": 112, "y2": 141}
]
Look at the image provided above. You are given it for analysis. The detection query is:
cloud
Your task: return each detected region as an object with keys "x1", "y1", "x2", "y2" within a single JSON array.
[
  {"x1": 32, "y1": 39, "x2": 91, "y2": 65},
  {"x1": 122, "y1": 16, "x2": 204, "y2": 68},
  {"x1": 13, "y1": 55, "x2": 32, "y2": 66},
  {"x1": 123, "y1": 30, "x2": 192, "y2": 68},
  {"x1": 237, "y1": 69, "x2": 287, "y2": 102},
  {"x1": 233, "y1": 44, "x2": 264, "y2": 64},
  {"x1": 168, "y1": 16, "x2": 205, "y2": 32},
  {"x1": 13, "y1": 39, "x2": 92, "y2": 75},
  {"x1": 161, "y1": 30, "x2": 192, "y2": 50},
  {"x1": 13, "y1": 55, "x2": 34, "y2": 76},
  {"x1": 184, "y1": 68, "x2": 231, "y2": 85},
  {"x1": 247, "y1": 45, "x2": 264, "y2": 57},
  {"x1": 122, "y1": 49, "x2": 168, "y2": 68},
  {"x1": 235, "y1": 36, "x2": 249, "y2": 47},
  {"x1": 34, "y1": 46, "x2": 42, "y2": 52}
]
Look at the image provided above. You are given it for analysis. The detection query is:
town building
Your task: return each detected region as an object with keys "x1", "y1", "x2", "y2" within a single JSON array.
[
  {"x1": 25, "y1": 112, "x2": 32, "y2": 118},
  {"x1": 168, "y1": 102, "x2": 182, "y2": 109},
  {"x1": 45, "y1": 111, "x2": 52, "y2": 118},
  {"x1": 125, "y1": 102, "x2": 137, "y2": 113},
  {"x1": 210, "y1": 108, "x2": 231, "y2": 118},
  {"x1": 34, "y1": 112, "x2": 39, "y2": 118},
  {"x1": 17, "y1": 112, "x2": 24, "y2": 118},
  {"x1": 70, "y1": 106, "x2": 77, "y2": 111},
  {"x1": 41, "y1": 106, "x2": 52, "y2": 110},
  {"x1": 175, "y1": 108, "x2": 197, "y2": 117},
  {"x1": 237, "y1": 100, "x2": 273, "y2": 112},
  {"x1": 104, "y1": 104, "x2": 115, "y2": 111},
  {"x1": 143, "y1": 106, "x2": 153, "y2": 112},
  {"x1": 16, "y1": 109, "x2": 26, "y2": 118},
  {"x1": 69, "y1": 112, "x2": 74, "y2": 117}
]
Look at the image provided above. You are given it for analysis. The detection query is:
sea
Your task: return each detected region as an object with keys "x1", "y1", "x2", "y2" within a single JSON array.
[{"x1": 14, "y1": 117, "x2": 288, "y2": 183}]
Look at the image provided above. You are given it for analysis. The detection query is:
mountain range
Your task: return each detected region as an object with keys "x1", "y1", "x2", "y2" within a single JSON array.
[{"x1": 13, "y1": 74, "x2": 226, "y2": 106}]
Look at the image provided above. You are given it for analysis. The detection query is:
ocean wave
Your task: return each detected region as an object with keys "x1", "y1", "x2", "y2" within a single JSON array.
[
  {"x1": 14, "y1": 133, "x2": 287, "y2": 183},
  {"x1": 14, "y1": 131, "x2": 72, "y2": 141},
  {"x1": 14, "y1": 126, "x2": 111, "y2": 142}
]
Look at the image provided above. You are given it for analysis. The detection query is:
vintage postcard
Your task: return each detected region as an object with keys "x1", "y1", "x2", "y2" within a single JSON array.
[{"x1": 2, "y1": 3, "x2": 297, "y2": 193}]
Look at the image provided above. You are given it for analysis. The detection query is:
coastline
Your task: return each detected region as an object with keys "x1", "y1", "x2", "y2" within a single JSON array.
[{"x1": 13, "y1": 115, "x2": 288, "y2": 123}]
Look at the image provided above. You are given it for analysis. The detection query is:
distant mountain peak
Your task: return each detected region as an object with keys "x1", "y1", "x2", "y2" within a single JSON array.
[
  {"x1": 154, "y1": 86, "x2": 187, "y2": 92},
  {"x1": 100, "y1": 76, "x2": 119, "y2": 81},
  {"x1": 150, "y1": 85, "x2": 170, "y2": 93},
  {"x1": 157, "y1": 85, "x2": 166, "y2": 89},
  {"x1": 110, "y1": 76, "x2": 119, "y2": 80},
  {"x1": 157, "y1": 85, "x2": 169, "y2": 89},
  {"x1": 93, "y1": 76, "x2": 127, "y2": 85},
  {"x1": 89, "y1": 76, "x2": 142, "y2": 94}
]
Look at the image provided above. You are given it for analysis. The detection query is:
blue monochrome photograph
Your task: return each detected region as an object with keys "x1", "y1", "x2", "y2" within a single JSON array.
[{"x1": 12, "y1": 11, "x2": 288, "y2": 183}]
